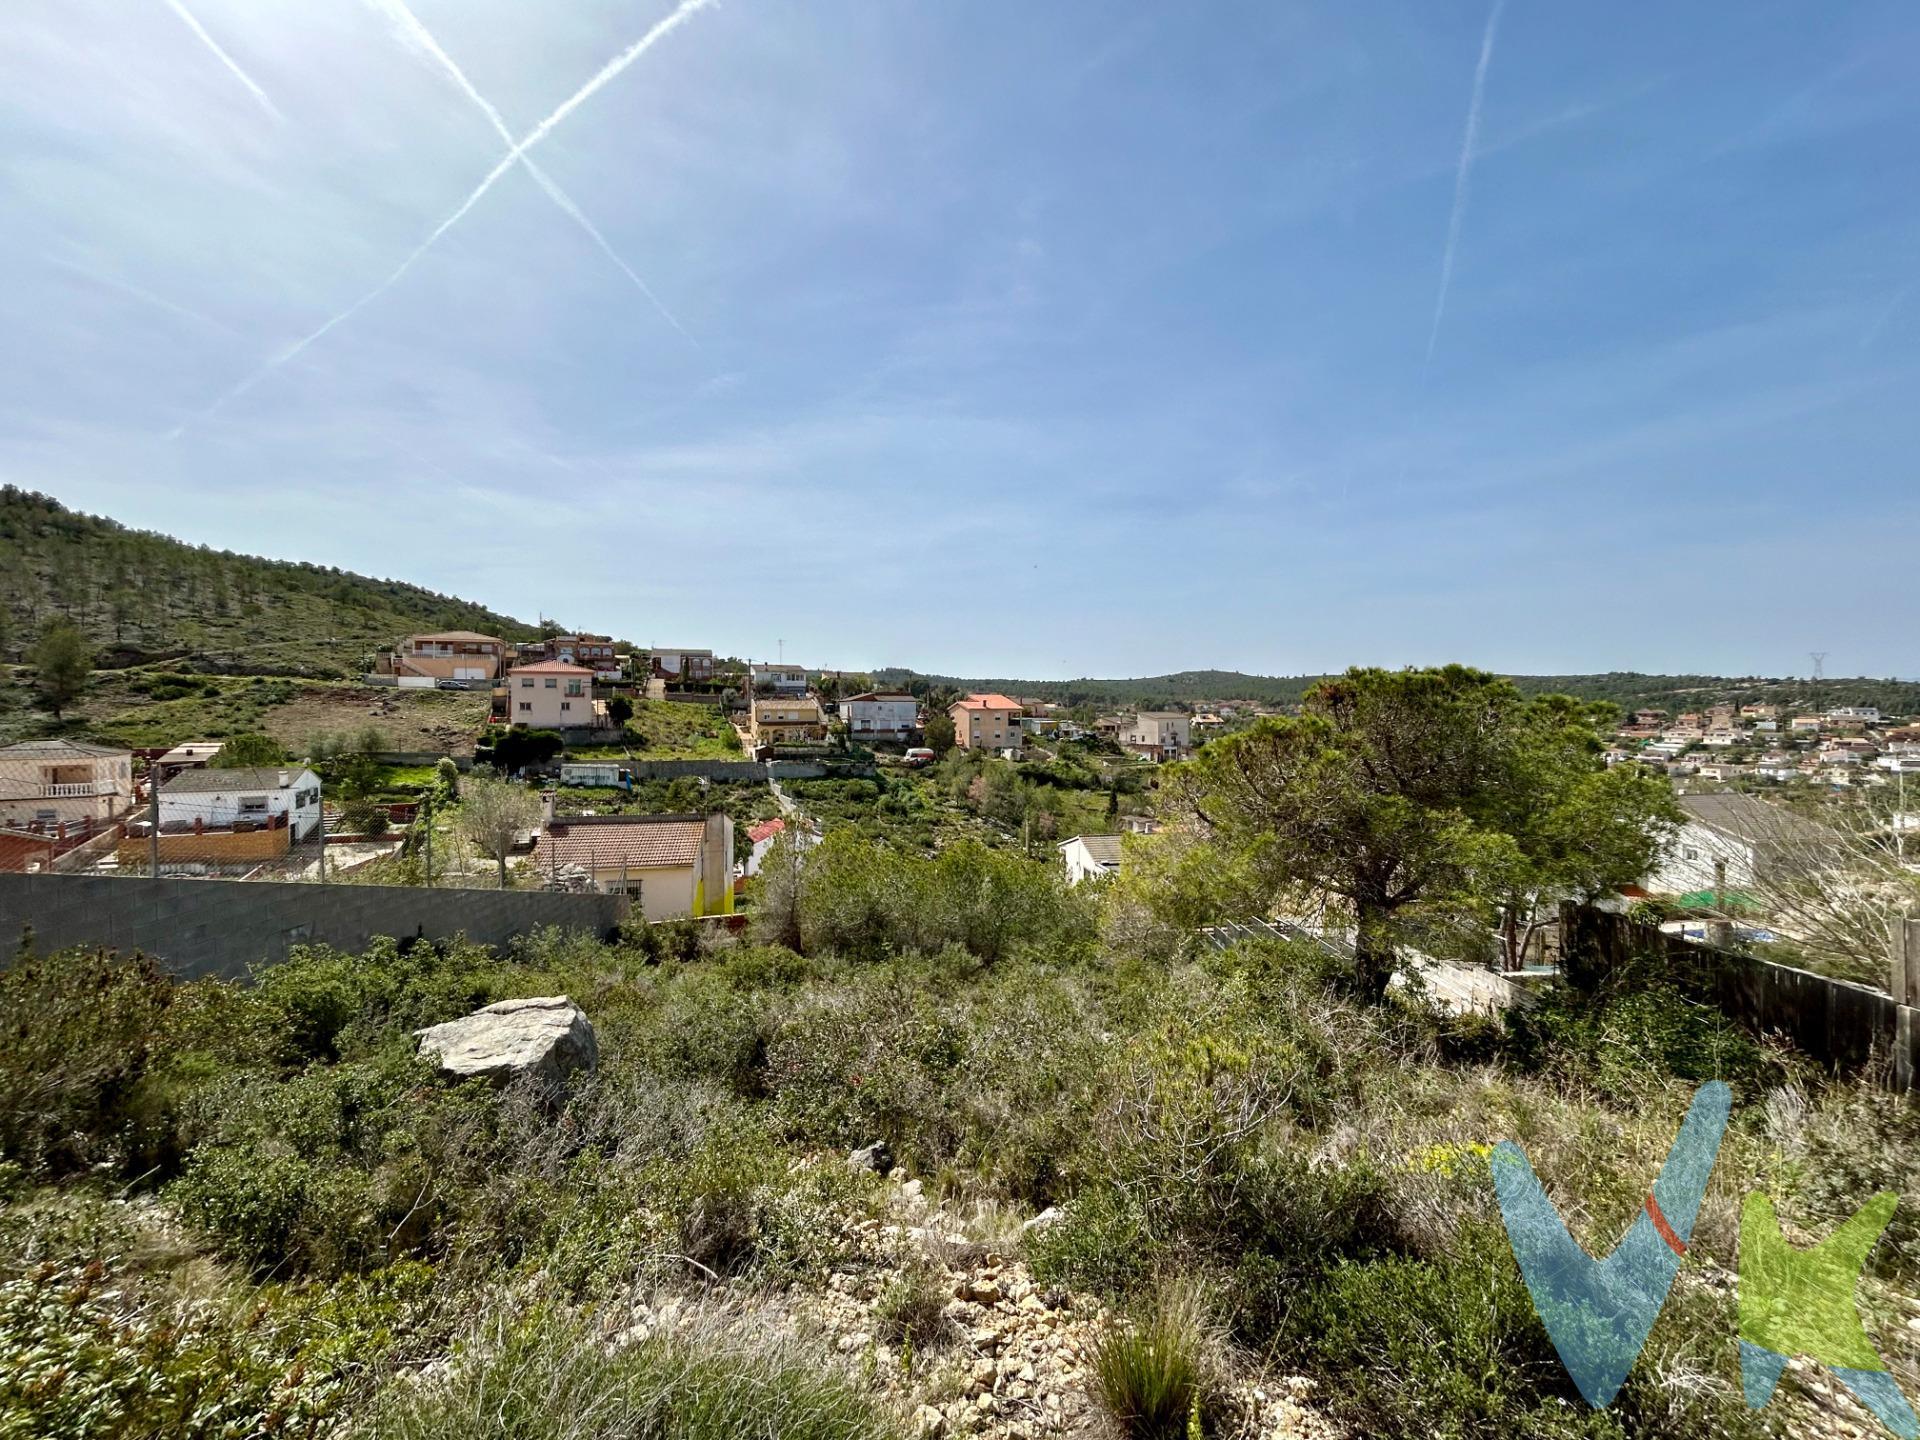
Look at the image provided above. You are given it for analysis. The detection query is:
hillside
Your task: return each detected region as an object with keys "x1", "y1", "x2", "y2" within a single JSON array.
[
  {"x1": 878, "y1": 666, "x2": 1920, "y2": 717},
  {"x1": 0, "y1": 487, "x2": 536, "y2": 677}
]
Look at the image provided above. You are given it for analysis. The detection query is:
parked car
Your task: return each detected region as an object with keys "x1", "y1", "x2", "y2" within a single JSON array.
[{"x1": 435, "y1": 679, "x2": 472, "y2": 691}]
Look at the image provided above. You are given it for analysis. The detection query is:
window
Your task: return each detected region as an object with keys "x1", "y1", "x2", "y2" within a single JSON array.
[
  {"x1": 545, "y1": 678, "x2": 558, "y2": 689},
  {"x1": 520, "y1": 678, "x2": 533, "y2": 688},
  {"x1": 561, "y1": 701, "x2": 571, "y2": 712},
  {"x1": 566, "y1": 682, "x2": 583, "y2": 696},
  {"x1": 239, "y1": 796, "x2": 268, "y2": 814},
  {"x1": 519, "y1": 702, "x2": 531, "y2": 713}
]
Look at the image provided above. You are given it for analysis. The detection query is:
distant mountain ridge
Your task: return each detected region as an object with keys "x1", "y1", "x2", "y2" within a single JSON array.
[
  {"x1": 0, "y1": 487, "x2": 536, "y2": 676},
  {"x1": 875, "y1": 667, "x2": 1920, "y2": 717}
]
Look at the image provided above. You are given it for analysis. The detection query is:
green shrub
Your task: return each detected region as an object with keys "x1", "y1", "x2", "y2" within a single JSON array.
[
  {"x1": 1504, "y1": 980, "x2": 1788, "y2": 1106},
  {"x1": 793, "y1": 831, "x2": 1093, "y2": 964},
  {"x1": 250, "y1": 937, "x2": 518, "y2": 1062},
  {"x1": 169, "y1": 1050, "x2": 503, "y2": 1277},
  {"x1": 0, "y1": 1200, "x2": 440, "y2": 1439},
  {"x1": 0, "y1": 944, "x2": 174, "y2": 1178},
  {"x1": 1282, "y1": 1226, "x2": 1610, "y2": 1438}
]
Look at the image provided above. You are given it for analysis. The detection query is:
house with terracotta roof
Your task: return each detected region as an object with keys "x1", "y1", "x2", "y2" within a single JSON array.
[
  {"x1": 949, "y1": 693, "x2": 1023, "y2": 751},
  {"x1": 532, "y1": 803, "x2": 733, "y2": 920},
  {"x1": 506, "y1": 660, "x2": 602, "y2": 729},
  {"x1": 742, "y1": 815, "x2": 819, "y2": 879}
]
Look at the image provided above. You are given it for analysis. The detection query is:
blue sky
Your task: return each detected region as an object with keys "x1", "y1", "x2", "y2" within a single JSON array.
[{"x1": 3, "y1": 1, "x2": 1917, "y2": 679}]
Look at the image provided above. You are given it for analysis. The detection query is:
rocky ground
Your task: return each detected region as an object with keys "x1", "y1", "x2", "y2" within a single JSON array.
[{"x1": 611, "y1": 1161, "x2": 1343, "y2": 1440}]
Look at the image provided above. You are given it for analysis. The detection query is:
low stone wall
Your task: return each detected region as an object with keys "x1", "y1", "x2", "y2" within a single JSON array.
[
  {"x1": 0, "y1": 872, "x2": 628, "y2": 981},
  {"x1": 1560, "y1": 903, "x2": 1919, "y2": 1087}
]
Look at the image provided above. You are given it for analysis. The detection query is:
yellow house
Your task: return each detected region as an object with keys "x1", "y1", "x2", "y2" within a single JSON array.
[
  {"x1": 0, "y1": 739, "x2": 136, "y2": 829},
  {"x1": 532, "y1": 807, "x2": 734, "y2": 921},
  {"x1": 949, "y1": 693, "x2": 1023, "y2": 750},
  {"x1": 751, "y1": 696, "x2": 826, "y2": 746}
]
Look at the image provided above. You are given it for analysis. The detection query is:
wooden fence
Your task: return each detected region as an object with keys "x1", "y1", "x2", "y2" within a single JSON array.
[{"x1": 1560, "y1": 903, "x2": 1920, "y2": 1090}]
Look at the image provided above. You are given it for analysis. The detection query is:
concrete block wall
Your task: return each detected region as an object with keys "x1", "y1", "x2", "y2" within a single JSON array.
[{"x1": 0, "y1": 872, "x2": 627, "y2": 982}]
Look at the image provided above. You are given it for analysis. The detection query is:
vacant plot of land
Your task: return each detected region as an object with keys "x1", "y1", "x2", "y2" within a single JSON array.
[
  {"x1": 566, "y1": 699, "x2": 744, "y2": 760},
  {"x1": 54, "y1": 673, "x2": 488, "y2": 755},
  {"x1": 260, "y1": 685, "x2": 489, "y2": 756}
]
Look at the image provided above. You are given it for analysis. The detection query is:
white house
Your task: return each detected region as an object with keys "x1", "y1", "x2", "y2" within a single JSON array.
[
  {"x1": 158, "y1": 766, "x2": 324, "y2": 840},
  {"x1": 1058, "y1": 833, "x2": 1123, "y2": 885},
  {"x1": 840, "y1": 692, "x2": 919, "y2": 741},
  {"x1": 1646, "y1": 791, "x2": 1836, "y2": 897},
  {"x1": 750, "y1": 662, "x2": 809, "y2": 696},
  {"x1": 649, "y1": 647, "x2": 715, "y2": 681},
  {"x1": 1829, "y1": 706, "x2": 1881, "y2": 723},
  {"x1": 1122, "y1": 712, "x2": 1192, "y2": 761}
]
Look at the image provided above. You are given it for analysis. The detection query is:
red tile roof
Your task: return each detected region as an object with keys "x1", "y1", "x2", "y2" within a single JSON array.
[
  {"x1": 952, "y1": 693, "x2": 1020, "y2": 711},
  {"x1": 511, "y1": 660, "x2": 595, "y2": 675},
  {"x1": 747, "y1": 818, "x2": 787, "y2": 845},
  {"x1": 536, "y1": 818, "x2": 705, "y2": 870}
]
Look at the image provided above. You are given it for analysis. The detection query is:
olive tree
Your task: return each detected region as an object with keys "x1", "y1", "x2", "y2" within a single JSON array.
[{"x1": 455, "y1": 774, "x2": 541, "y2": 889}]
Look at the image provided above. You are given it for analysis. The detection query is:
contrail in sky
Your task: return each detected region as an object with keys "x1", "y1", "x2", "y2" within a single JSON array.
[
  {"x1": 1425, "y1": 0, "x2": 1505, "y2": 365},
  {"x1": 162, "y1": 0, "x2": 283, "y2": 122},
  {"x1": 177, "y1": 0, "x2": 713, "y2": 433},
  {"x1": 368, "y1": 0, "x2": 697, "y2": 346}
]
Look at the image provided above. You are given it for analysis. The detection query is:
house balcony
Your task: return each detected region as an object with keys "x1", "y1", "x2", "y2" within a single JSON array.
[{"x1": 42, "y1": 781, "x2": 103, "y2": 797}]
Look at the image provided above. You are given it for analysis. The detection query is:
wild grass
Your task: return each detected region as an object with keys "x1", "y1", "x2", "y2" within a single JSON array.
[
  {"x1": 362, "y1": 1303, "x2": 904, "y2": 1440},
  {"x1": 1089, "y1": 1285, "x2": 1218, "y2": 1439}
]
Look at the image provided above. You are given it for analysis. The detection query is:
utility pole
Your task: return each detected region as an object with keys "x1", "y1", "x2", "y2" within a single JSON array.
[
  {"x1": 422, "y1": 791, "x2": 433, "y2": 888},
  {"x1": 1809, "y1": 651, "x2": 1827, "y2": 718}
]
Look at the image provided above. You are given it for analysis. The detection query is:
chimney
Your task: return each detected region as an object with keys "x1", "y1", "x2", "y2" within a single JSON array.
[
  {"x1": 278, "y1": 769, "x2": 291, "y2": 788},
  {"x1": 540, "y1": 789, "x2": 556, "y2": 829}
]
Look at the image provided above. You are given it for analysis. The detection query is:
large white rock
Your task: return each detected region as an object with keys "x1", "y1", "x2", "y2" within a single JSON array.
[{"x1": 414, "y1": 995, "x2": 598, "y2": 1086}]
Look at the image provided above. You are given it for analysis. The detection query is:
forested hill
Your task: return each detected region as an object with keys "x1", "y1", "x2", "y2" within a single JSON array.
[
  {"x1": 875, "y1": 666, "x2": 1920, "y2": 717},
  {"x1": 0, "y1": 487, "x2": 535, "y2": 677}
]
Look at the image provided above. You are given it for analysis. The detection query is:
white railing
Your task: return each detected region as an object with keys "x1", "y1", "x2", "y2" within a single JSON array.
[{"x1": 43, "y1": 782, "x2": 100, "y2": 797}]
